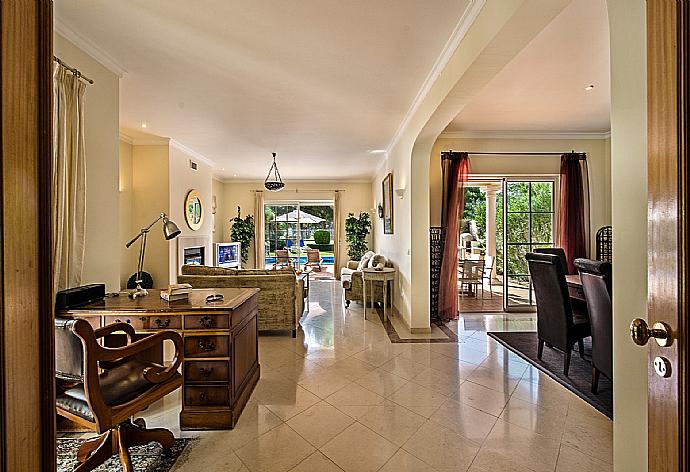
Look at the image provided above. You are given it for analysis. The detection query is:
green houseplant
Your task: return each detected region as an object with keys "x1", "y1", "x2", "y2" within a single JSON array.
[
  {"x1": 345, "y1": 212, "x2": 371, "y2": 260},
  {"x1": 230, "y1": 206, "x2": 255, "y2": 264}
]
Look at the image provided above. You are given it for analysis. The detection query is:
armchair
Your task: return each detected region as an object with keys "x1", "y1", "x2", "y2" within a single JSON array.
[
  {"x1": 304, "y1": 248, "x2": 324, "y2": 271},
  {"x1": 55, "y1": 318, "x2": 183, "y2": 472}
]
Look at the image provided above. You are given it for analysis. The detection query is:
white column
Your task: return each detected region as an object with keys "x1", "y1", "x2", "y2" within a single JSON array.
[{"x1": 485, "y1": 186, "x2": 499, "y2": 280}]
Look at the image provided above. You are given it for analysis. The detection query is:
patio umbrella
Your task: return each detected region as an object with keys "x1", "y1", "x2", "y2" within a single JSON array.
[{"x1": 275, "y1": 209, "x2": 325, "y2": 224}]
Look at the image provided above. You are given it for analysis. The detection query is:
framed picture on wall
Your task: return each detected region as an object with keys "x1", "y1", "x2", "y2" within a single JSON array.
[{"x1": 382, "y1": 173, "x2": 394, "y2": 234}]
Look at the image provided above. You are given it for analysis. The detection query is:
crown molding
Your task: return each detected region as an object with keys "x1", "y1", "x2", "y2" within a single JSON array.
[
  {"x1": 212, "y1": 177, "x2": 375, "y2": 185},
  {"x1": 169, "y1": 139, "x2": 216, "y2": 168},
  {"x1": 385, "y1": 0, "x2": 486, "y2": 155},
  {"x1": 438, "y1": 130, "x2": 612, "y2": 140},
  {"x1": 54, "y1": 17, "x2": 128, "y2": 78},
  {"x1": 128, "y1": 137, "x2": 170, "y2": 146},
  {"x1": 118, "y1": 132, "x2": 134, "y2": 145}
]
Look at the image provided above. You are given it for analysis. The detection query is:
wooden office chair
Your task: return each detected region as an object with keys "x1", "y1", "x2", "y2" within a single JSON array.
[
  {"x1": 304, "y1": 248, "x2": 324, "y2": 271},
  {"x1": 55, "y1": 318, "x2": 183, "y2": 472}
]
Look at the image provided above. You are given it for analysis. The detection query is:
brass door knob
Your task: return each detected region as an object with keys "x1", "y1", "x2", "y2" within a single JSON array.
[{"x1": 630, "y1": 318, "x2": 672, "y2": 347}]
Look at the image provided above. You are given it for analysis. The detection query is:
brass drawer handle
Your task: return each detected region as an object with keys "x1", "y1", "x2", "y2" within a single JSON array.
[
  {"x1": 199, "y1": 367, "x2": 214, "y2": 378},
  {"x1": 139, "y1": 316, "x2": 147, "y2": 322},
  {"x1": 199, "y1": 315, "x2": 215, "y2": 328},
  {"x1": 199, "y1": 392, "x2": 208, "y2": 402},
  {"x1": 198, "y1": 339, "x2": 216, "y2": 352},
  {"x1": 114, "y1": 318, "x2": 131, "y2": 324},
  {"x1": 155, "y1": 318, "x2": 171, "y2": 328}
]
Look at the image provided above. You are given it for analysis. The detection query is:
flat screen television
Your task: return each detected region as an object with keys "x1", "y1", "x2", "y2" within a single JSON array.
[{"x1": 214, "y1": 242, "x2": 241, "y2": 268}]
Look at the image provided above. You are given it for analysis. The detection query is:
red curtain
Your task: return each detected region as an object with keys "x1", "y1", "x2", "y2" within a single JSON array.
[
  {"x1": 557, "y1": 153, "x2": 590, "y2": 274},
  {"x1": 439, "y1": 152, "x2": 470, "y2": 322}
]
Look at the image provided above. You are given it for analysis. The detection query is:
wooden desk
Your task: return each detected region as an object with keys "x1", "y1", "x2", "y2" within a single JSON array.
[{"x1": 58, "y1": 288, "x2": 260, "y2": 431}]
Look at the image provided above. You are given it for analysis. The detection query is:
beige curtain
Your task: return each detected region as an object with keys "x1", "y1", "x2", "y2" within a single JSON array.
[
  {"x1": 53, "y1": 63, "x2": 87, "y2": 293},
  {"x1": 254, "y1": 191, "x2": 265, "y2": 269},
  {"x1": 334, "y1": 190, "x2": 342, "y2": 279}
]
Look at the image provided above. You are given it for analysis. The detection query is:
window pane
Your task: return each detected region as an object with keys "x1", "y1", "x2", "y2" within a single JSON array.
[
  {"x1": 507, "y1": 244, "x2": 529, "y2": 276},
  {"x1": 507, "y1": 182, "x2": 530, "y2": 212},
  {"x1": 506, "y1": 213, "x2": 529, "y2": 243},
  {"x1": 506, "y1": 276, "x2": 532, "y2": 305},
  {"x1": 531, "y1": 213, "x2": 553, "y2": 243},
  {"x1": 530, "y1": 182, "x2": 553, "y2": 212}
]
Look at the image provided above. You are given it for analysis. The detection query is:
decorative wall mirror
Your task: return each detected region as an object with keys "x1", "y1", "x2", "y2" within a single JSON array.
[
  {"x1": 382, "y1": 173, "x2": 394, "y2": 234},
  {"x1": 185, "y1": 189, "x2": 204, "y2": 231}
]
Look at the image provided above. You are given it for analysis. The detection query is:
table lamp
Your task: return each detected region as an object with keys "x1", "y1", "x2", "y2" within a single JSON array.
[{"x1": 126, "y1": 212, "x2": 181, "y2": 298}]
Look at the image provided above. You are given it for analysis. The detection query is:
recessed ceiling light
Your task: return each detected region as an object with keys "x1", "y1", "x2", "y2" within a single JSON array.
[
  {"x1": 584, "y1": 84, "x2": 595, "y2": 91},
  {"x1": 141, "y1": 122, "x2": 148, "y2": 128},
  {"x1": 368, "y1": 149, "x2": 387, "y2": 155},
  {"x1": 233, "y1": 173, "x2": 238, "y2": 177},
  {"x1": 221, "y1": 168, "x2": 225, "y2": 171}
]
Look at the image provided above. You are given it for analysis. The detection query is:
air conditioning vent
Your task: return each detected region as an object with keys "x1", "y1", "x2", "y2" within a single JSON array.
[{"x1": 189, "y1": 160, "x2": 198, "y2": 171}]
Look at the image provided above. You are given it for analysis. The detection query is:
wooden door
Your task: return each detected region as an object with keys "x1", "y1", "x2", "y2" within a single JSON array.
[
  {"x1": 0, "y1": 1, "x2": 55, "y2": 471},
  {"x1": 646, "y1": 1, "x2": 689, "y2": 470}
]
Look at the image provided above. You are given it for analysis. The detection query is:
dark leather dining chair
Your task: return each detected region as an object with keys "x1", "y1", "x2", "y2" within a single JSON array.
[
  {"x1": 574, "y1": 258, "x2": 612, "y2": 393},
  {"x1": 526, "y1": 252, "x2": 591, "y2": 376},
  {"x1": 534, "y1": 247, "x2": 569, "y2": 274},
  {"x1": 55, "y1": 318, "x2": 183, "y2": 472}
]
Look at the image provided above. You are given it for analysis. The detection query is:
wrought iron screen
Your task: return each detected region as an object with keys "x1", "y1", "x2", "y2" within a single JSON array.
[
  {"x1": 429, "y1": 227, "x2": 445, "y2": 324},
  {"x1": 596, "y1": 226, "x2": 613, "y2": 262}
]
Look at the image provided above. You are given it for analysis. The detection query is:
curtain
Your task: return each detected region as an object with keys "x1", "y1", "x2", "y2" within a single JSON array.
[
  {"x1": 53, "y1": 63, "x2": 87, "y2": 294},
  {"x1": 333, "y1": 190, "x2": 342, "y2": 279},
  {"x1": 254, "y1": 190, "x2": 265, "y2": 269},
  {"x1": 557, "y1": 152, "x2": 590, "y2": 274},
  {"x1": 439, "y1": 152, "x2": 470, "y2": 322}
]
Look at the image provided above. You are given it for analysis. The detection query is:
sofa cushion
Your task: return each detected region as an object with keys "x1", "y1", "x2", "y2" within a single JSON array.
[{"x1": 356, "y1": 256, "x2": 370, "y2": 271}]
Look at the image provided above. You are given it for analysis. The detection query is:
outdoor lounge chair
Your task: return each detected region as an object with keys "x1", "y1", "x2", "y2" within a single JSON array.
[
  {"x1": 305, "y1": 248, "x2": 324, "y2": 271},
  {"x1": 273, "y1": 249, "x2": 295, "y2": 269}
]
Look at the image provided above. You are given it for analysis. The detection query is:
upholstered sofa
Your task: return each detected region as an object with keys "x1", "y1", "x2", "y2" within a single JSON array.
[
  {"x1": 178, "y1": 265, "x2": 305, "y2": 336},
  {"x1": 340, "y1": 251, "x2": 392, "y2": 307}
]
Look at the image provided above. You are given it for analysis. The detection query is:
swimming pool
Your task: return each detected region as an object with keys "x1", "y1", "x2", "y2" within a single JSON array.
[{"x1": 265, "y1": 255, "x2": 335, "y2": 265}]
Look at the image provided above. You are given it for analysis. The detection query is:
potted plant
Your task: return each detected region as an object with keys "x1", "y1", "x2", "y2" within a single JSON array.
[
  {"x1": 230, "y1": 206, "x2": 255, "y2": 265},
  {"x1": 345, "y1": 212, "x2": 371, "y2": 260}
]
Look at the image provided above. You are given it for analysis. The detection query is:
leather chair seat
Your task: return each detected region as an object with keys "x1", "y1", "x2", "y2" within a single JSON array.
[{"x1": 56, "y1": 360, "x2": 180, "y2": 422}]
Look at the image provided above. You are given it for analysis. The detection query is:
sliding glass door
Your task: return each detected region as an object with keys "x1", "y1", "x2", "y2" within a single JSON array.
[
  {"x1": 501, "y1": 179, "x2": 556, "y2": 311},
  {"x1": 264, "y1": 201, "x2": 334, "y2": 270}
]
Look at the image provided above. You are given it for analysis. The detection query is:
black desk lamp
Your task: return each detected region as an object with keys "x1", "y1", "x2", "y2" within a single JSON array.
[{"x1": 126, "y1": 212, "x2": 181, "y2": 298}]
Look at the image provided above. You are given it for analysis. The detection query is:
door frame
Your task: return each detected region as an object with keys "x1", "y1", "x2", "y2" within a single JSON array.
[
  {"x1": 646, "y1": 1, "x2": 689, "y2": 470},
  {"x1": 0, "y1": 1, "x2": 56, "y2": 471}
]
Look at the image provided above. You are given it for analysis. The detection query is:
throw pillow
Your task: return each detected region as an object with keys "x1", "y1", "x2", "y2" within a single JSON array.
[
  {"x1": 357, "y1": 255, "x2": 371, "y2": 271},
  {"x1": 368, "y1": 254, "x2": 386, "y2": 269}
]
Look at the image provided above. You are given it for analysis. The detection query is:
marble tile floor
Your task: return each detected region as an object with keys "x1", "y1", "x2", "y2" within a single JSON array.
[{"x1": 90, "y1": 280, "x2": 614, "y2": 472}]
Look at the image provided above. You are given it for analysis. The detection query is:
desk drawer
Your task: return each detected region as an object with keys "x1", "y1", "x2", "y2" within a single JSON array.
[
  {"x1": 104, "y1": 314, "x2": 182, "y2": 330},
  {"x1": 185, "y1": 313, "x2": 229, "y2": 330},
  {"x1": 185, "y1": 361, "x2": 229, "y2": 382},
  {"x1": 184, "y1": 335, "x2": 229, "y2": 358},
  {"x1": 184, "y1": 385, "x2": 229, "y2": 407},
  {"x1": 567, "y1": 285, "x2": 586, "y2": 301}
]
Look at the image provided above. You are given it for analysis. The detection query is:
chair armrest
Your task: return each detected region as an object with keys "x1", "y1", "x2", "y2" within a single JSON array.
[
  {"x1": 347, "y1": 261, "x2": 359, "y2": 270},
  {"x1": 94, "y1": 322, "x2": 137, "y2": 342},
  {"x1": 95, "y1": 330, "x2": 183, "y2": 384}
]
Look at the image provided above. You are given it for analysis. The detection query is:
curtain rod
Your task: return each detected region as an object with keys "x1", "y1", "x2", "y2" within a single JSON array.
[
  {"x1": 441, "y1": 150, "x2": 585, "y2": 157},
  {"x1": 252, "y1": 189, "x2": 346, "y2": 192},
  {"x1": 53, "y1": 56, "x2": 94, "y2": 84}
]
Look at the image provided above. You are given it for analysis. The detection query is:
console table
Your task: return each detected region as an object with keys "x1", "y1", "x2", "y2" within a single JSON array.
[
  {"x1": 362, "y1": 267, "x2": 396, "y2": 322},
  {"x1": 58, "y1": 288, "x2": 260, "y2": 431}
]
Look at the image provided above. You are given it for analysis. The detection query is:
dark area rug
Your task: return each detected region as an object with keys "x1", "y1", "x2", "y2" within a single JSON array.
[
  {"x1": 57, "y1": 438, "x2": 191, "y2": 472},
  {"x1": 488, "y1": 331, "x2": 612, "y2": 419}
]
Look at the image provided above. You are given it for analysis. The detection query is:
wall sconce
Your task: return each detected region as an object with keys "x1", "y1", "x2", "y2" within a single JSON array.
[
  {"x1": 377, "y1": 203, "x2": 384, "y2": 218},
  {"x1": 395, "y1": 188, "x2": 406, "y2": 199}
]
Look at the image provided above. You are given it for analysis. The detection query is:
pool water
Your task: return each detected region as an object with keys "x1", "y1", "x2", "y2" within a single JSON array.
[{"x1": 265, "y1": 256, "x2": 335, "y2": 264}]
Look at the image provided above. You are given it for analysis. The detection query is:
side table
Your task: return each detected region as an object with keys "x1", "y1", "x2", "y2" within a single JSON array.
[{"x1": 362, "y1": 267, "x2": 396, "y2": 322}]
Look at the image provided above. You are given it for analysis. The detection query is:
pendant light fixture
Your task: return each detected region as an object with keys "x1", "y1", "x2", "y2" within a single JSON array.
[{"x1": 264, "y1": 152, "x2": 285, "y2": 192}]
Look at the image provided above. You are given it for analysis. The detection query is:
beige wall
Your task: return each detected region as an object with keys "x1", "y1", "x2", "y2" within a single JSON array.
[
  {"x1": 119, "y1": 140, "x2": 135, "y2": 288},
  {"x1": 428, "y1": 137, "x2": 612, "y2": 255},
  {"x1": 55, "y1": 33, "x2": 121, "y2": 291},
  {"x1": 607, "y1": 0, "x2": 648, "y2": 470},
  {"x1": 168, "y1": 145, "x2": 214, "y2": 283},
  {"x1": 219, "y1": 181, "x2": 374, "y2": 269},
  {"x1": 131, "y1": 145, "x2": 171, "y2": 288},
  {"x1": 212, "y1": 178, "x2": 225, "y2": 243}
]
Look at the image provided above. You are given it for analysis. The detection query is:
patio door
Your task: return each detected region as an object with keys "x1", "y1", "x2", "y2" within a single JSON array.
[
  {"x1": 264, "y1": 201, "x2": 334, "y2": 269},
  {"x1": 501, "y1": 178, "x2": 556, "y2": 311}
]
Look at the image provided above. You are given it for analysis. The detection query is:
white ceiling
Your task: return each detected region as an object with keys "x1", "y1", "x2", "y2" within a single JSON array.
[
  {"x1": 445, "y1": 0, "x2": 610, "y2": 135},
  {"x1": 55, "y1": 0, "x2": 473, "y2": 180}
]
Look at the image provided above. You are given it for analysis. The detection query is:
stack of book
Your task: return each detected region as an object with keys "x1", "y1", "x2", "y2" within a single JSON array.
[{"x1": 161, "y1": 283, "x2": 192, "y2": 302}]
